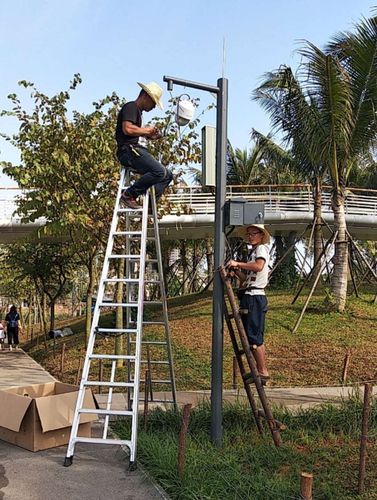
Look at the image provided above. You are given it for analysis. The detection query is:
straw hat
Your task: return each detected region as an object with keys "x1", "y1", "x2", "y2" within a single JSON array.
[
  {"x1": 242, "y1": 224, "x2": 271, "y2": 245},
  {"x1": 137, "y1": 81, "x2": 164, "y2": 110}
]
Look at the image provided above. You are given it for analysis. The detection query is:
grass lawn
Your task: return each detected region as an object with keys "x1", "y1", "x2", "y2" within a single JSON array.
[
  {"x1": 23, "y1": 288, "x2": 377, "y2": 498},
  {"x1": 24, "y1": 288, "x2": 377, "y2": 389},
  {"x1": 113, "y1": 398, "x2": 377, "y2": 499}
]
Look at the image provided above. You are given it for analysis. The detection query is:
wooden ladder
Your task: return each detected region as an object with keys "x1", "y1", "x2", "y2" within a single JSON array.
[{"x1": 219, "y1": 265, "x2": 283, "y2": 447}]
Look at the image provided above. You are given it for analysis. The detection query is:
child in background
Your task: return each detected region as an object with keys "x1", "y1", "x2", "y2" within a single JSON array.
[{"x1": 0, "y1": 320, "x2": 6, "y2": 349}]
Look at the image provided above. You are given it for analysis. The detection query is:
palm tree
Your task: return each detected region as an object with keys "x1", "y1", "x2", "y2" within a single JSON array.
[
  {"x1": 252, "y1": 83, "x2": 327, "y2": 278},
  {"x1": 253, "y1": 14, "x2": 377, "y2": 311},
  {"x1": 226, "y1": 143, "x2": 264, "y2": 185}
]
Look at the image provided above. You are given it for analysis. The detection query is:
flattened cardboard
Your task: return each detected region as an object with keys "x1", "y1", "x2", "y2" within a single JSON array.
[{"x1": 0, "y1": 382, "x2": 97, "y2": 451}]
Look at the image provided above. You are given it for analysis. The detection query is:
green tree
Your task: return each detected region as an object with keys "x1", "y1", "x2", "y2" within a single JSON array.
[
  {"x1": 1, "y1": 75, "x2": 120, "y2": 339},
  {"x1": 5, "y1": 241, "x2": 76, "y2": 332}
]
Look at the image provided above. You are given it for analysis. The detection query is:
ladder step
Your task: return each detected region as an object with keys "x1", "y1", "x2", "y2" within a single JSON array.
[
  {"x1": 73, "y1": 437, "x2": 132, "y2": 447},
  {"x1": 84, "y1": 381, "x2": 134, "y2": 388},
  {"x1": 109, "y1": 254, "x2": 141, "y2": 259},
  {"x1": 130, "y1": 340, "x2": 167, "y2": 345},
  {"x1": 113, "y1": 231, "x2": 142, "y2": 236},
  {"x1": 79, "y1": 409, "x2": 133, "y2": 417},
  {"x1": 131, "y1": 398, "x2": 175, "y2": 404},
  {"x1": 129, "y1": 300, "x2": 162, "y2": 306},
  {"x1": 103, "y1": 279, "x2": 161, "y2": 284},
  {"x1": 89, "y1": 354, "x2": 136, "y2": 361},
  {"x1": 118, "y1": 208, "x2": 143, "y2": 213},
  {"x1": 99, "y1": 302, "x2": 138, "y2": 307},
  {"x1": 141, "y1": 321, "x2": 165, "y2": 325},
  {"x1": 140, "y1": 360, "x2": 169, "y2": 365},
  {"x1": 95, "y1": 328, "x2": 137, "y2": 334},
  {"x1": 131, "y1": 378, "x2": 172, "y2": 385}
]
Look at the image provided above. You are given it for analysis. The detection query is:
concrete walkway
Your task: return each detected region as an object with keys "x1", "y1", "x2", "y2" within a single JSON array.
[
  {"x1": 0, "y1": 350, "x2": 165, "y2": 500},
  {"x1": 1, "y1": 349, "x2": 375, "y2": 500}
]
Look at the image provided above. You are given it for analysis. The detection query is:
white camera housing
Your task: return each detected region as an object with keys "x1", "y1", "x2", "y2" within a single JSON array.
[{"x1": 175, "y1": 97, "x2": 195, "y2": 126}]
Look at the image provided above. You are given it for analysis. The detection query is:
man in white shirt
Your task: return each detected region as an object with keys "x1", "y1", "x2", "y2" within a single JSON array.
[{"x1": 226, "y1": 224, "x2": 271, "y2": 382}]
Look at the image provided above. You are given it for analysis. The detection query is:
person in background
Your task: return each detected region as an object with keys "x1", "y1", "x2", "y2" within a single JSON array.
[
  {"x1": 0, "y1": 320, "x2": 6, "y2": 350},
  {"x1": 226, "y1": 224, "x2": 271, "y2": 383},
  {"x1": 115, "y1": 81, "x2": 173, "y2": 210},
  {"x1": 5, "y1": 305, "x2": 22, "y2": 350}
]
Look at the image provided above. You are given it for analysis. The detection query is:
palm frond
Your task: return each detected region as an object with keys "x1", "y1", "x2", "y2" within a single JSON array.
[{"x1": 327, "y1": 16, "x2": 377, "y2": 157}]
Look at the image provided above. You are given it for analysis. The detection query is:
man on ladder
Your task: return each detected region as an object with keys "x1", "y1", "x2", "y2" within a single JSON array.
[
  {"x1": 115, "y1": 81, "x2": 173, "y2": 210},
  {"x1": 64, "y1": 81, "x2": 177, "y2": 470}
]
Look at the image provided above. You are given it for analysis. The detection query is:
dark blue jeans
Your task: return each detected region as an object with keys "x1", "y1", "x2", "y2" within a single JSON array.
[
  {"x1": 239, "y1": 294, "x2": 268, "y2": 346},
  {"x1": 118, "y1": 145, "x2": 173, "y2": 199}
]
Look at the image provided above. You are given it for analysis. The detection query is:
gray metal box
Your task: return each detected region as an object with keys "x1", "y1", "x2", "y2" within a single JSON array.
[
  {"x1": 244, "y1": 202, "x2": 264, "y2": 225},
  {"x1": 224, "y1": 199, "x2": 264, "y2": 226}
]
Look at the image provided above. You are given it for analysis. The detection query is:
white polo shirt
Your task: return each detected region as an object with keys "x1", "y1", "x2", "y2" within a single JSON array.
[{"x1": 243, "y1": 244, "x2": 269, "y2": 296}]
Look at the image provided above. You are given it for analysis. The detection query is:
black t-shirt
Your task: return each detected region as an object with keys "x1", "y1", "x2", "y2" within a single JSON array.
[{"x1": 115, "y1": 101, "x2": 142, "y2": 151}]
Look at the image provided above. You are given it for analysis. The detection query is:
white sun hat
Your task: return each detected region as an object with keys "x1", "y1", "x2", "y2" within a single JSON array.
[
  {"x1": 137, "y1": 81, "x2": 164, "y2": 110},
  {"x1": 242, "y1": 224, "x2": 271, "y2": 245}
]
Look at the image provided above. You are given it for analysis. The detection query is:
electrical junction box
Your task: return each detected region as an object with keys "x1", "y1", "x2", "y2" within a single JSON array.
[{"x1": 224, "y1": 199, "x2": 265, "y2": 227}]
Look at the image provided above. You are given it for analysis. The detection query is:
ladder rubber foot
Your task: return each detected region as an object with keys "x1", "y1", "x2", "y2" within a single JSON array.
[
  {"x1": 63, "y1": 456, "x2": 73, "y2": 467},
  {"x1": 128, "y1": 460, "x2": 137, "y2": 471}
]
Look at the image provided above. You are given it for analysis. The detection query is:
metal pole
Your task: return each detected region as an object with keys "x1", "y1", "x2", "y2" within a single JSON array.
[
  {"x1": 210, "y1": 77, "x2": 228, "y2": 446},
  {"x1": 162, "y1": 74, "x2": 228, "y2": 447}
]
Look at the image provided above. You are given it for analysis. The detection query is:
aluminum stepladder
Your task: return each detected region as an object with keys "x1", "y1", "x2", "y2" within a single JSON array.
[
  {"x1": 219, "y1": 266, "x2": 283, "y2": 447},
  {"x1": 64, "y1": 168, "x2": 177, "y2": 469}
]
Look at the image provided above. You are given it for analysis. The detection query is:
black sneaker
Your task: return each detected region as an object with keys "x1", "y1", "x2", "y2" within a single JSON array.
[{"x1": 120, "y1": 194, "x2": 141, "y2": 210}]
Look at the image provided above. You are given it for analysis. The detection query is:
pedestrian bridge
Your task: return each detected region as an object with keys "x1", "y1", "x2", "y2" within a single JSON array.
[{"x1": 1, "y1": 185, "x2": 377, "y2": 242}]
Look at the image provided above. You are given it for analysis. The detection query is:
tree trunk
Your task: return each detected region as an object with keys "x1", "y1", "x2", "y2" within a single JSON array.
[
  {"x1": 180, "y1": 240, "x2": 189, "y2": 295},
  {"x1": 85, "y1": 257, "x2": 96, "y2": 345},
  {"x1": 331, "y1": 189, "x2": 348, "y2": 312},
  {"x1": 115, "y1": 259, "x2": 125, "y2": 367},
  {"x1": 49, "y1": 299, "x2": 55, "y2": 331},
  {"x1": 313, "y1": 178, "x2": 323, "y2": 279},
  {"x1": 205, "y1": 238, "x2": 214, "y2": 290},
  {"x1": 191, "y1": 241, "x2": 198, "y2": 293}
]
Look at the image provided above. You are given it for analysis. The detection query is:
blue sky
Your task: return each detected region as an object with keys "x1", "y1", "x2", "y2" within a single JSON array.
[{"x1": 0, "y1": 0, "x2": 375, "y2": 187}]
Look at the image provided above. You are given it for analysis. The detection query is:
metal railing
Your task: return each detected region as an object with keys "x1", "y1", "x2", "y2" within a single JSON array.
[
  {"x1": 165, "y1": 184, "x2": 377, "y2": 217},
  {"x1": 2, "y1": 185, "x2": 377, "y2": 222}
]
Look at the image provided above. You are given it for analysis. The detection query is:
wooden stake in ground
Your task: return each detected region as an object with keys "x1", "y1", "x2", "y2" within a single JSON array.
[
  {"x1": 98, "y1": 359, "x2": 103, "y2": 394},
  {"x1": 342, "y1": 349, "x2": 351, "y2": 384},
  {"x1": 300, "y1": 472, "x2": 313, "y2": 500},
  {"x1": 178, "y1": 403, "x2": 192, "y2": 478},
  {"x1": 358, "y1": 383, "x2": 373, "y2": 495},
  {"x1": 60, "y1": 343, "x2": 66, "y2": 378},
  {"x1": 232, "y1": 356, "x2": 239, "y2": 390},
  {"x1": 144, "y1": 369, "x2": 150, "y2": 431},
  {"x1": 75, "y1": 357, "x2": 83, "y2": 385}
]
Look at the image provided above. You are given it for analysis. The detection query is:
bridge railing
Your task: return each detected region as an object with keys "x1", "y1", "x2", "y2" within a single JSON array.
[
  {"x1": 2, "y1": 185, "x2": 377, "y2": 221},
  {"x1": 165, "y1": 184, "x2": 377, "y2": 216}
]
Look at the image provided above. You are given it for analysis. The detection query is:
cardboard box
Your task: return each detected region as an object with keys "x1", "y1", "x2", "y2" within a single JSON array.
[{"x1": 0, "y1": 382, "x2": 97, "y2": 452}]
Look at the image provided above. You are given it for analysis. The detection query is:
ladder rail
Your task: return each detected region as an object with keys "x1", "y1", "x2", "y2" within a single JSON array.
[
  {"x1": 66, "y1": 168, "x2": 127, "y2": 460},
  {"x1": 223, "y1": 301, "x2": 263, "y2": 434},
  {"x1": 150, "y1": 187, "x2": 177, "y2": 407},
  {"x1": 128, "y1": 195, "x2": 149, "y2": 463},
  {"x1": 103, "y1": 360, "x2": 116, "y2": 439}
]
